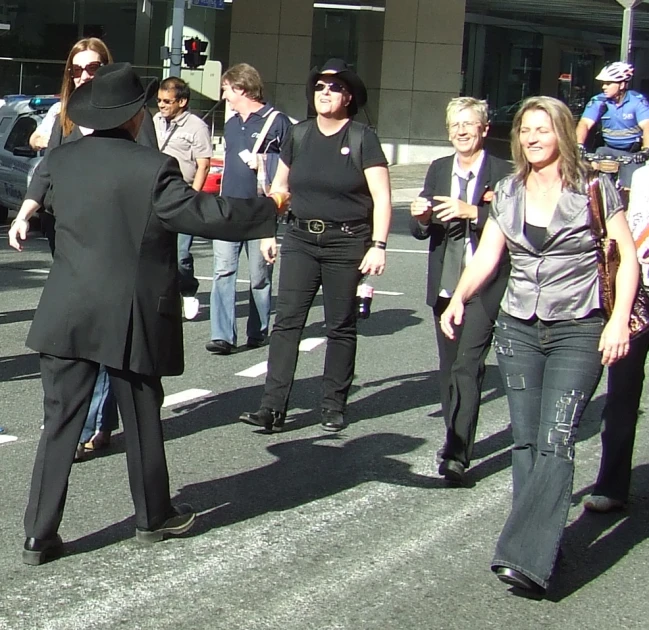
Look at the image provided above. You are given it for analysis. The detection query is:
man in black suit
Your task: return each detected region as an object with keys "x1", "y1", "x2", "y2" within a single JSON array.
[
  {"x1": 410, "y1": 97, "x2": 511, "y2": 485},
  {"x1": 8, "y1": 63, "x2": 283, "y2": 565}
]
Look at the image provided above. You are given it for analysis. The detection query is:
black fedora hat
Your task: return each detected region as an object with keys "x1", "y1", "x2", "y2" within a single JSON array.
[
  {"x1": 67, "y1": 62, "x2": 158, "y2": 131},
  {"x1": 306, "y1": 58, "x2": 367, "y2": 116}
]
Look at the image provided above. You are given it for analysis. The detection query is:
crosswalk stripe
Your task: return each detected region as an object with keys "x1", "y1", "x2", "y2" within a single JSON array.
[
  {"x1": 0, "y1": 435, "x2": 18, "y2": 445},
  {"x1": 236, "y1": 361, "x2": 268, "y2": 378},
  {"x1": 195, "y1": 276, "x2": 250, "y2": 283},
  {"x1": 162, "y1": 388, "x2": 211, "y2": 408},
  {"x1": 298, "y1": 337, "x2": 326, "y2": 352}
]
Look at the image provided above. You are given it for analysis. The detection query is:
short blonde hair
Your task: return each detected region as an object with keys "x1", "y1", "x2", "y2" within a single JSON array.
[
  {"x1": 446, "y1": 97, "x2": 489, "y2": 128},
  {"x1": 510, "y1": 96, "x2": 585, "y2": 191}
]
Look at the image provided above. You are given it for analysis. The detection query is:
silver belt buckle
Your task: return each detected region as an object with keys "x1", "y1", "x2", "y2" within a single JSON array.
[{"x1": 307, "y1": 219, "x2": 325, "y2": 234}]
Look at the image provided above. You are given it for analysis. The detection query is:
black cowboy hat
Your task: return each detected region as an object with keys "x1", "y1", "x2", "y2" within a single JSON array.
[
  {"x1": 67, "y1": 62, "x2": 158, "y2": 130},
  {"x1": 306, "y1": 58, "x2": 367, "y2": 116}
]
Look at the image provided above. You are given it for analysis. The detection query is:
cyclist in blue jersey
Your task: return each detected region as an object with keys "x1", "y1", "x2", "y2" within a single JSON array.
[{"x1": 576, "y1": 62, "x2": 649, "y2": 188}]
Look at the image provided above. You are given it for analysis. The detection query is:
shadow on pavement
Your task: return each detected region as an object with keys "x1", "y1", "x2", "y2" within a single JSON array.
[
  {"x1": 0, "y1": 352, "x2": 40, "y2": 383},
  {"x1": 549, "y1": 463, "x2": 649, "y2": 602},
  {"x1": 66, "y1": 432, "x2": 439, "y2": 554}
]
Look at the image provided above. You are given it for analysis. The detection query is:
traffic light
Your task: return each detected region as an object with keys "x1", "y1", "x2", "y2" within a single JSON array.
[{"x1": 184, "y1": 37, "x2": 208, "y2": 69}]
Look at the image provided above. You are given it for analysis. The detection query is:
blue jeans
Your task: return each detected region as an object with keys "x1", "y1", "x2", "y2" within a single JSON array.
[
  {"x1": 490, "y1": 311, "x2": 605, "y2": 589},
  {"x1": 210, "y1": 239, "x2": 272, "y2": 345},
  {"x1": 178, "y1": 233, "x2": 199, "y2": 297},
  {"x1": 79, "y1": 364, "x2": 119, "y2": 444}
]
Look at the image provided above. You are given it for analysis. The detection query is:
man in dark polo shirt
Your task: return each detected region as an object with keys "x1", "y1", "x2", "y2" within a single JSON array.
[{"x1": 207, "y1": 63, "x2": 292, "y2": 354}]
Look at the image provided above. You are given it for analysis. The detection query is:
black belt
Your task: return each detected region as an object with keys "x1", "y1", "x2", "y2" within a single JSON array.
[{"x1": 293, "y1": 218, "x2": 368, "y2": 234}]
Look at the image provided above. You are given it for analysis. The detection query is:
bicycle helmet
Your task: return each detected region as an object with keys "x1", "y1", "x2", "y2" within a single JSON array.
[{"x1": 596, "y1": 62, "x2": 634, "y2": 82}]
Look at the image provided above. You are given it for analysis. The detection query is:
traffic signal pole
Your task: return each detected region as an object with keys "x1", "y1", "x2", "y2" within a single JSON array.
[
  {"x1": 616, "y1": 0, "x2": 643, "y2": 63},
  {"x1": 168, "y1": 0, "x2": 186, "y2": 78}
]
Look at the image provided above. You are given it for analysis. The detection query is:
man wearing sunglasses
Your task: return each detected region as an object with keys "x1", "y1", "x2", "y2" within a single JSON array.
[{"x1": 153, "y1": 76, "x2": 213, "y2": 320}]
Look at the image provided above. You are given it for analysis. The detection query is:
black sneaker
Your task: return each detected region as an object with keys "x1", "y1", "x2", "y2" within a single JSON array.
[
  {"x1": 239, "y1": 408, "x2": 285, "y2": 432},
  {"x1": 320, "y1": 409, "x2": 347, "y2": 432},
  {"x1": 135, "y1": 504, "x2": 196, "y2": 543}
]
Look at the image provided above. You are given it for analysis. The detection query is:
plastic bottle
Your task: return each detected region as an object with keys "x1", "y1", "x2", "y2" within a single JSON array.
[{"x1": 356, "y1": 282, "x2": 374, "y2": 319}]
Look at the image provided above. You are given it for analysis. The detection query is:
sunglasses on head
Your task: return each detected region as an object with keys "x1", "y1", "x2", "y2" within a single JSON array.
[
  {"x1": 314, "y1": 81, "x2": 347, "y2": 93},
  {"x1": 70, "y1": 62, "x2": 102, "y2": 79}
]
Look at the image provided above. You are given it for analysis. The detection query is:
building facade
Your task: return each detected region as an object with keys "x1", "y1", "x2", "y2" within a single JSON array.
[{"x1": 4, "y1": 0, "x2": 649, "y2": 163}]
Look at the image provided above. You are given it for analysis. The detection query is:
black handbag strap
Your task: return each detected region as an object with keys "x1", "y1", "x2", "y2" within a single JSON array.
[{"x1": 587, "y1": 173, "x2": 608, "y2": 240}]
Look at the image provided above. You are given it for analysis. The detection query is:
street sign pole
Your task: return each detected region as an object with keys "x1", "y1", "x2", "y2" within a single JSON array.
[
  {"x1": 168, "y1": 0, "x2": 186, "y2": 79},
  {"x1": 616, "y1": 0, "x2": 643, "y2": 62}
]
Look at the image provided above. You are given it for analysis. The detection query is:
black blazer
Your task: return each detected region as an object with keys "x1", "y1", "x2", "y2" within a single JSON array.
[
  {"x1": 409, "y1": 153, "x2": 512, "y2": 319},
  {"x1": 27, "y1": 109, "x2": 158, "y2": 205},
  {"x1": 26, "y1": 130, "x2": 276, "y2": 377}
]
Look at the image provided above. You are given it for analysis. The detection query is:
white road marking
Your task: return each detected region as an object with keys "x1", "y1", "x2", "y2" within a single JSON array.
[
  {"x1": 299, "y1": 337, "x2": 326, "y2": 352},
  {"x1": 236, "y1": 361, "x2": 268, "y2": 378},
  {"x1": 374, "y1": 290, "x2": 404, "y2": 296},
  {"x1": 236, "y1": 338, "x2": 326, "y2": 378},
  {"x1": 0, "y1": 434, "x2": 18, "y2": 445},
  {"x1": 162, "y1": 388, "x2": 211, "y2": 408},
  {"x1": 195, "y1": 276, "x2": 250, "y2": 283},
  {"x1": 386, "y1": 248, "x2": 428, "y2": 254}
]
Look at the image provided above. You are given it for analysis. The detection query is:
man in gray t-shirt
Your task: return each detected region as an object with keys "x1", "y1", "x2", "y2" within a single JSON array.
[{"x1": 154, "y1": 76, "x2": 213, "y2": 320}]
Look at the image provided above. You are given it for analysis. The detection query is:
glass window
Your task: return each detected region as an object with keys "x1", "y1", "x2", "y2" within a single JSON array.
[
  {"x1": 0, "y1": 117, "x2": 14, "y2": 135},
  {"x1": 5, "y1": 116, "x2": 37, "y2": 152}
]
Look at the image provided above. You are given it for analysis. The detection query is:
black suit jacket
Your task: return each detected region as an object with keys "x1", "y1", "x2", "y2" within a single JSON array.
[
  {"x1": 26, "y1": 130, "x2": 276, "y2": 377},
  {"x1": 409, "y1": 153, "x2": 512, "y2": 319}
]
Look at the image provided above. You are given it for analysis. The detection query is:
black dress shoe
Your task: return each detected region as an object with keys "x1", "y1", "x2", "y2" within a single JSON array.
[
  {"x1": 494, "y1": 566, "x2": 545, "y2": 596},
  {"x1": 136, "y1": 504, "x2": 196, "y2": 543},
  {"x1": 23, "y1": 535, "x2": 64, "y2": 566},
  {"x1": 239, "y1": 408, "x2": 286, "y2": 432},
  {"x1": 205, "y1": 339, "x2": 234, "y2": 355},
  {"x1": 320, "y1": 409, "x2": 347, "y2": 432},
  {"x1": 439, "y1": 459, "x2": 466, "y2": 485},
  {"x1": 246, "y1": 337, "x2": 268, "y2": 349}
]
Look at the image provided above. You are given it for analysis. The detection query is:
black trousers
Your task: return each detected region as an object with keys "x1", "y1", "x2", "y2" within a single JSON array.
[
  {"x1": 593, "y1": 330, "x2": 649, "y2": 501},
  {"x1": 261, "y1": 224, "x2": 369, "y2": 413},
  {"x1": 24, "y1": 354, "x2": 173, "y2": 539},
  {"x1": 433, "y1": 295, "x2": 495, "y2": 468}
]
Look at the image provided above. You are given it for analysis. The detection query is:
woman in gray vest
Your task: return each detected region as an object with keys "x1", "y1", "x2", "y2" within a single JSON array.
[{"x1": 440, "y1": 96, "x2": 638, "y2": 596}]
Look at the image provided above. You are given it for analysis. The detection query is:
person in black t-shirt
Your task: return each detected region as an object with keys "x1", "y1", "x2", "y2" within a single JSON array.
[{"x1": 239, "y1": 58, "x2": 392, "y2": 433}]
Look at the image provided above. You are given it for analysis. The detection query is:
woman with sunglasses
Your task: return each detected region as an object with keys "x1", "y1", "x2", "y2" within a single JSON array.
[
  {"x1": 239, "y1": 58, "x2": 391, "y2": 433},
  {"x1": 18, "y1": 37, "x2": 156, "y2": 461}
]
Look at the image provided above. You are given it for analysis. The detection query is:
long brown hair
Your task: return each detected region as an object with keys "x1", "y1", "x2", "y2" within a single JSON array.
[
  {"x1": 510, "y1": 96, "x2": 586, "y2": 191},
  {"x1": 59, "y1": 38, "x2": 113, "y2": 136}
]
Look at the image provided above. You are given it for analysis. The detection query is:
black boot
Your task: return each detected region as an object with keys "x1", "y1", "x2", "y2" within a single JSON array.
[
  {"x1": 239, "y1": 408, "x2": 286, "y2": 432},
  {"x1": 320, "y1": 409, "x2": 347, "y2": 432},
  {"x1": 23, "y1": 535, "x2": 64, "y2": 566}
]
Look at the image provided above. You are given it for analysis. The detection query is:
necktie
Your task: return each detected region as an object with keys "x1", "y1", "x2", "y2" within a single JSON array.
[{"x1": 439, "y1": 172, "x2": 474, "y2": 294}]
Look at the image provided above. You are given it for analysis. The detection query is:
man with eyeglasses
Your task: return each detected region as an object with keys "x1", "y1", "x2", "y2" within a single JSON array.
[
  {"x1": 153, "y1": 76, "x2": 213, "y2": 320},
  {"x1": 410, "y1": 97, "x2": 511, "y2": 485}
]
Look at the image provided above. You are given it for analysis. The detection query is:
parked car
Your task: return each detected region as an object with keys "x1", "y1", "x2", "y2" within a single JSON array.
[
  {"x1": 202, "y1": 156, "x2": 224, "y2": 194},
  {"x1": 0, "y1": 95, "x2": 59, "y2": 223}
]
